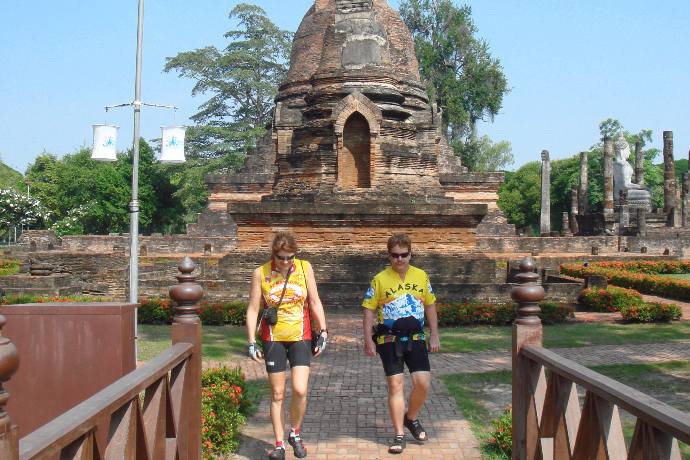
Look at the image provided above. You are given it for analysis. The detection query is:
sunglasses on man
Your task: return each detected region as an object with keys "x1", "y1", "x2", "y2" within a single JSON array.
[{"x1": 389, "y1": 252, "x2": 410, "y2": 259}]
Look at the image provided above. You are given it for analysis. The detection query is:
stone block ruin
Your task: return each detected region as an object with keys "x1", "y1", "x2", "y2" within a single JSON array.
[{"x1": 2, "y1": 0, "x2": 688, "y2": 308}]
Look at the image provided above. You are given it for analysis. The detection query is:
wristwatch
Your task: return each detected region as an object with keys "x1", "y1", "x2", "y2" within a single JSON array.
[{"x1": 320, "y1": 329, "x2": 328, "y2": 335}]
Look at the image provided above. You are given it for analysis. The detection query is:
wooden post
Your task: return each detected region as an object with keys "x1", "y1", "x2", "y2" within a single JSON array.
[
  {"x1": 511, "y1": 257, "x2": 544, "y2": 459},
  {"x1": 169, "y1": 257, "x2": 204, "y2": 460},
  {"x1": 0, "y1": 314, "x2": 20, "y2": 460}
]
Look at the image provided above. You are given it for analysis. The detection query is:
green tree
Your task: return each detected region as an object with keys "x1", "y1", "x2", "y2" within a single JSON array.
[
  {"x1": 0, "y1": 161, "x2": 24, "y2": 192},
  {"x1": 453, "y1": 135, "x2": 513, "y2": 172},
  {"x1": 164, "y1": 3, "x2": 292, "y2": 159},
  {"x1": 400, "y1": 0, "x2": 509, "y2": 169},
  {"x1": 497, "y1": 162, "x2": 541, "y2": 234},
  {"x1": 25, "y1": 141, "x2": 185, "y2": 235}
]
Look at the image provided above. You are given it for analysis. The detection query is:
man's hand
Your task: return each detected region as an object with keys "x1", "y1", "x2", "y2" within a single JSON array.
[
  {"x1": 364, "y1": 337, "x2": 377, "y2": 357},
  {"x1": 428, "y1": 333, "x2": 441, "y2": 353},
  {"x1": 247, "y1": 342, "x2": 263, "y2": 362}
]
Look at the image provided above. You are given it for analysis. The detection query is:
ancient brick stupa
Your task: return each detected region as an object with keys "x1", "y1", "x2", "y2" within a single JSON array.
[{"x1": 188, "y1": 0, "x2": 506, "y2": 250}]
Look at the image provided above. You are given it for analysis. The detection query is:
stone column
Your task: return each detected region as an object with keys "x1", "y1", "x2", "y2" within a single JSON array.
[
  {"x1": 578, "y1": 151, "x2": 589, "y2": 214},
  {"x1": 673, "y1": 178, "x2": 682, "y2": 227},
  {"x1": 663, "y1": 131, "x2": 676, "y2": 215},
  {"x1": 683, "y1": 172, "x2": 690, "y2": 227},
  {"x1": 634, "y1": 141, "x2": 644, "y2": 185},
  {"x1": 540, "y1": 150, "x2": 551, "y2": 236},
  {"x1": 619, "y1": 191, "x2": 629, "y2": 231},
  {"x1": 561, "y1": 212, "x2": 571, "y2": 236},
  {"x1": 637, "y1": 208, "x2": 647, "y2": 236},
  {"x1": 570, "y1": 184, "x2": 579, "y2": 234},
  {"x1": 603, "y1": 137, "x2": 614, "y2": 215}
]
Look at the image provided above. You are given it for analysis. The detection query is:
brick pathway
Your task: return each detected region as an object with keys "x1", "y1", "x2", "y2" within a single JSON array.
[
  {"x1": 230, "y1": 315, "x2": 690, "y2": 460},
  {"x1": 233, "y1": 315, "x2": 481, "y2": 460}
]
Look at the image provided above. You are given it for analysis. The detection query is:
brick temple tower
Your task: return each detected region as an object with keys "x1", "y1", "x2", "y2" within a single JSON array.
[{"x1": 188, "y1": 0, "x2": 507, "y2": 250}]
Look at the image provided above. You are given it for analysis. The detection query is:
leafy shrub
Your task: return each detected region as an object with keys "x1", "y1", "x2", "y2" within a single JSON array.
[
  {"x1": 201, "y1": 367, "x2": 250, "y2": 458},
  {"x1": 620, "y1": 302, "x2": 682, "y2": 323},
  {"x1": 0, "y1": 259, "x2": 20, "y2": 276},
  {"x1": 199, "y1": 301, "x2": 226, "y2": 325},
  {"x1": 223, "y1": 301, "x2": 248, "y2": 325},
  {"x1": 539, "y1": 301, "x2": 575, "y2": 324},
  {"x1": 485, "y1": 406, "x2": 512, "y2": 456},
  {"x1": 579, "y1": 286, "x2": 643, "y2": 312},
  {"x1": 437, "y1": 301, "x2": 573, "y2": 327},
  {"x1": 137, "y1": 297, "x2": 174, "y2": 324}
]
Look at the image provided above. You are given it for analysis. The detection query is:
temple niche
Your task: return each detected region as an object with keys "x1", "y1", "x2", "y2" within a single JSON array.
[{"x1": 188, "y1": 0, "x2": 507, "y2": 250}]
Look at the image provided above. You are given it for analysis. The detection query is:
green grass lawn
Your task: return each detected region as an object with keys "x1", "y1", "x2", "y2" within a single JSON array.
[
  {"x1": 442, "y1": 361, "x2": 690, "y2": 459},
  {"x1": 138, "y1": 324, "x2": 247, "y2": 362},
  {"x1": 137, "y1": 321, "x2": 690, "y2": 362},
  {"x1": 438, "y1": 321, "x2": 690, "y2": 353},
  {"x1": 662, "y1": 273, "x2": 690, "y2": 280}
]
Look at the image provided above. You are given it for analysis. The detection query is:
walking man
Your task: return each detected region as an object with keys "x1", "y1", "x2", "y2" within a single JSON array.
[{"x1": 362, "y1": 233, "x2": 440, "y2": 454}]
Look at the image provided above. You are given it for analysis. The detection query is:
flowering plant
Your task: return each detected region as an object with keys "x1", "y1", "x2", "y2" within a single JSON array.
[
  {"x1": 0, "y1": 188, "x2": 51, "y2": 234},
  {"x1": 485, "y1": 406, "x2": 512, "y2": 455},
  {"x1": 201, "y1": 367, "x2": 250, "y2": 458}
]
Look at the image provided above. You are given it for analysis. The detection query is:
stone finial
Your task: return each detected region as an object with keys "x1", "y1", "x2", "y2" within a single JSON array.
[
  {"x1": 511, "y1": 257, "x2": 544, "y2": 326},
  {"x1": 169, "y1": 257, "x2": 204, "y2": 324},
  {"x1": 0, "y1": 315, "x2": 19, "y2": 434}
]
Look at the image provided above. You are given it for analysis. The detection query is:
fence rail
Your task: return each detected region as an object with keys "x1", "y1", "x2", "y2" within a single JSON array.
[
  {"x1": 511, "y1": 256, "x2": 689, "y2": 459},
  {"x1": 0, "y1": 256, "x2": 203, "y2": 460}
]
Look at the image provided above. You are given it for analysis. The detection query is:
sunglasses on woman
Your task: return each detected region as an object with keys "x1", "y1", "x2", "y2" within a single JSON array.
[{"x1": 274, "y1": 254, "x2": 295, "y2": 261}]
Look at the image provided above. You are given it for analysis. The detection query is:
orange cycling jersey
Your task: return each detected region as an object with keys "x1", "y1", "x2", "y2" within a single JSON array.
[{"x1": 259, "y1": 258, "x2": 313, "y2": 342}]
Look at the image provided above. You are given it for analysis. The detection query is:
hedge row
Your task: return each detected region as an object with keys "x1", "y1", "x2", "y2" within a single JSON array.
[
  {"x1": 562, "y1": 261, "x2": 690, "y2": 302},
  {"x1": 137, "y1": 297, "x2": 246, "y2": 325},
  {"x1": 436, "y1": 301, "x2": 574, "y2": 326}
]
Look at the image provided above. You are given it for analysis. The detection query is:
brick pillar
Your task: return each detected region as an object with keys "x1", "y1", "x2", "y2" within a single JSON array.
[
  {"x1": 578, "y1": 151, "x2": 589, "y2": 214},
  {"x1": 619, "y1": 191, "x2": 629, "y2": 231},
  {"x1": 634, "y1": 141, "x2": 644, "y2": 185},
  {"x1": 663, "y1": 131, "x2": 676, "y2": 215},
  {"x1": 683, "y1": 172, "x2": 690, "y2": 228},
  {"x1": 540, "y1": 150, "x2": 551, "y2": 236},
  {"x1": 603, "y1": 137, "x2": 614, "y2": 215}
]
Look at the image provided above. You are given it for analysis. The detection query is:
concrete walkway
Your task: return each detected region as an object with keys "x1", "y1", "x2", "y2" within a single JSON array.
[{"x1": 231, "y1": 315, "x2": 690, "y2": 460}]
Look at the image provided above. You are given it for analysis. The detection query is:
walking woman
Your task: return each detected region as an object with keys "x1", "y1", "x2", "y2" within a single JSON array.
[{"x1": 246, "y1": 231, "x2": 328, "y2": 460}]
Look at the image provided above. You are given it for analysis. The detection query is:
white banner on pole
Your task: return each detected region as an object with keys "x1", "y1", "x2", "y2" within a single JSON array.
[
  {"x1": 91, "y1": 124, "x2": 119, "y2": 161},
  {"x1": 159, "y1": 126, "x2": 186, "y2": 163}
]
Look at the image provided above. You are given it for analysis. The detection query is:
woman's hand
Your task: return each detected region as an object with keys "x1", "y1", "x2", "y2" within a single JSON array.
[
  {"x1": 313, "y1": 330, "x2": 328, "y2": 357},
  {"x1": 247, "y1": 343, "x2": 263, "y2": 362}
]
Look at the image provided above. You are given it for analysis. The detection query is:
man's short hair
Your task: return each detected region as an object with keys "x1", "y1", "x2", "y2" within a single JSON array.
[{"x1": 387, "y1": 233, "x2": 411, "y2": 252}]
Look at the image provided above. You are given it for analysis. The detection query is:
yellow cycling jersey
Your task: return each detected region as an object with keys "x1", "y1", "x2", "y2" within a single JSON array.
[
  {"x1": 259, "y1": 258, "x2": 313, "y2": 342},
  {"x1": 362, "y1": 265, "x2": 436, "y2": 329}
]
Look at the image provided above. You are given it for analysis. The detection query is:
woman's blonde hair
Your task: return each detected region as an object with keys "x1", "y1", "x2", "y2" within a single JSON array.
[{"x1": 271, "y1": 231, "x2": 298, "y2": 255}]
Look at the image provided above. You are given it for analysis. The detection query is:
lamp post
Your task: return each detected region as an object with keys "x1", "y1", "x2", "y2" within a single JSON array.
[{"x1": 91, "y1": 0, "x2": 185, "y2": 354}]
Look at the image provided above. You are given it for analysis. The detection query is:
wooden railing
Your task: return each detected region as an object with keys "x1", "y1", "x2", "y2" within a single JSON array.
[
  {"x1": 0, "y1": 256, "x2": 203, "y2": 460},
  {"x1": 511, "y1": 257, "x2": 690, "y2": 459}
]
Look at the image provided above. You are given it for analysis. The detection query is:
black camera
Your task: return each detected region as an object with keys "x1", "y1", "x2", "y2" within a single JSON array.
[{"x1": 265, "y1": 307, "x2": 278, "y2": 326}]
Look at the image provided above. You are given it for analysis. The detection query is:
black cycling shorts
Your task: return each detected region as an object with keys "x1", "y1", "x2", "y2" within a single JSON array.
[
  {"x1": 377, "y1": 340, "x2": 430, "y2": 377},
  {"x1": 263, "y1": 340, "x2": 311, "y2": 373}
]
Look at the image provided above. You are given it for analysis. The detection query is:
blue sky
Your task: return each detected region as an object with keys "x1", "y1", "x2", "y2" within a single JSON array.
[{"x1": 1, "y1": 0, "x2": 688, "y2": 175}]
